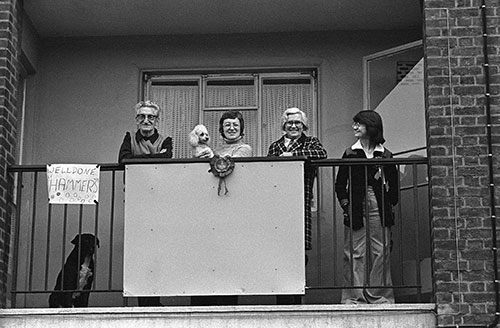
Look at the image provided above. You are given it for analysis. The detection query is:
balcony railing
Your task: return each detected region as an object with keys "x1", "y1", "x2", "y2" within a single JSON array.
[
  {"x1": 309, "y1": 156, "x2": 430, "y2": 304},
  {"x1": 6, "y1": 156, "x2": 430, "y2": 307}
]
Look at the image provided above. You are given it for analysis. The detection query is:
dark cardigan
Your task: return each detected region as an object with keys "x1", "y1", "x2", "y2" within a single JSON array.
[{"x1": 334, "y1": 147, "x2": 399, "y2": 230}]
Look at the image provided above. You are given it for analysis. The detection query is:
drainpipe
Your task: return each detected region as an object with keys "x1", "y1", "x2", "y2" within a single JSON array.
[
  {"x1": 481, "y1": 1, "x2": 500, "y2": 327},
  {"x1": 438, "y1": 2, "x2": 499, "y2": 327}
]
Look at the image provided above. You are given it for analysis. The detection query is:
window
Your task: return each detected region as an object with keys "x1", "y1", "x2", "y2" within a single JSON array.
[{"x1": 143, "y1": 69, "x2": 317, "y2": 157}]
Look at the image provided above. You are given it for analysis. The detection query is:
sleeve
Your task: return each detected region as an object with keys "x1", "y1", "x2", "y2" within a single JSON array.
[
  {"x1": 118, "y1": 132, "x2": 133, "y2": 163},
  {"x1": 119, "y1": 134, "x2": 174, "y2": 162},
  {"x1": 143, "y1": 137, "x2": 173, "y2": 159},
  {"x1": 160, "y1": 137, "x2": 173, "y2": 158},
  {"x1": 267, "y1": 141, "x2": 281, "y2": 157},
  {"x1": 233, "y1": 144, "x2": 252, "y2": 157},
  {"x1": 293, "y1": 137, "x2": 327, "y2": 159},
  {"x1": 334, "y1": 151, "x2": 349, "y2": 204}
]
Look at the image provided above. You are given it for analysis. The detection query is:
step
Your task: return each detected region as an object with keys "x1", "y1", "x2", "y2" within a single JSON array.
[{"x1": 0, "y1": 304, "x2": 436, "y2": 328}]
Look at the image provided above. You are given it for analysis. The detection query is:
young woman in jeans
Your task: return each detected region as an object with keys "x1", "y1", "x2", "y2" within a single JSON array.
[{"x1": 335, "y1": 110, "x2": 399, "y2": 304}]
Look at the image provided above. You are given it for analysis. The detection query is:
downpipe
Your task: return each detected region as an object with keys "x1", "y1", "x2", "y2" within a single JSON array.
[
  {"x1": 438, "y1": 1, "x2": 499, "y2": 327},
  {"x1": 481, "y1": 1, "x2": 500, "y2": 326}
]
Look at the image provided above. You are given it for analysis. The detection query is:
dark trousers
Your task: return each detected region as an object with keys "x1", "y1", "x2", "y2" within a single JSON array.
[
  {"x1": 138, "y1": 296, "x2": 162, "y2": 306},
  {"x1": 191, "y1": 296, "x2": 238, "y2": 306},
  {"x1": 276, "y1": 295, "x2": 302, "y2": 305}
]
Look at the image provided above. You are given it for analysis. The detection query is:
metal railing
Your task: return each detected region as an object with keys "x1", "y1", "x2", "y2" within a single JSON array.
[
  {"x1": 8, "y1": 163, "x2": 125, "y2": 307},
  {"x1": 308, "y1": 156, "x2": 430, "y2": 303},
  {"x1": 7, "y1": 156, "x2": 430, "y2": 307}
]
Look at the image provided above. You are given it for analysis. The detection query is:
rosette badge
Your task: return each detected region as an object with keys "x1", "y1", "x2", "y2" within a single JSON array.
[{"x1": 209, "y1": 155, "x2": 235, "y2": 195}]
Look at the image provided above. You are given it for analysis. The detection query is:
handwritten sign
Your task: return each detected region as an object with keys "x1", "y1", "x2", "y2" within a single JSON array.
[{"x1": 47, "y1": 164, "x2": 100, "y2": 204}]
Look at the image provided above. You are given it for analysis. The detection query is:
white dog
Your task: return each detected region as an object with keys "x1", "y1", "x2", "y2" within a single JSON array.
[{"x1": 188, "y1": 124, "x2": 214, "y2": 158}]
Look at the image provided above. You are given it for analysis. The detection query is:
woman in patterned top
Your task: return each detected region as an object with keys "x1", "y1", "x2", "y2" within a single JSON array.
[{"x1": 267, "y1": 107, "x2": 327, "y2": 304}]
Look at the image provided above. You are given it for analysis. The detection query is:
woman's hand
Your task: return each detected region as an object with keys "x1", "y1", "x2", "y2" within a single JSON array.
[
  {"x1": 197, "y1": 149, "x2": 213, "y2": 158},
  {"x1": 341, "y1": 201, "x2": 350, "y2": 226}
]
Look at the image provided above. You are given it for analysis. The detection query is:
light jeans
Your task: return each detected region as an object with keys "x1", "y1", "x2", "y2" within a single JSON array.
[{"x1": 341, "y1": 187, "x2": 394, "y2": 304}]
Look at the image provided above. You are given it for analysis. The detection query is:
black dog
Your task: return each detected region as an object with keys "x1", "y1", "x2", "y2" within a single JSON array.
[{"x1": 49, "y1": 233, "x2": 100, "y2": 307}]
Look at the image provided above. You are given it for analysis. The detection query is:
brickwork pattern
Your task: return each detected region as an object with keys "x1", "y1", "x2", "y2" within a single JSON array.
[
  {"x1": 424, "y1": 0, "x2": 500, "y2": 325},
  {"x1": 0, "y1": 0, "x2": 21, "y2": 308}
]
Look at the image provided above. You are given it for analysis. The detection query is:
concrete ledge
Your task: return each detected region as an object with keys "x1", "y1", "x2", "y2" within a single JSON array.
[{"x1": 0, "y1": 304, "x2": 436, "y2": 328}]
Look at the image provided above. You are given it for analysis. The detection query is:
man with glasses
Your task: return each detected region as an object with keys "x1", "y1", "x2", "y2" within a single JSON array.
[
  {"x1": 118, "y1": 101, "x2": 172, "y2": 307},
  {"x1": 118, "y1": 100, "x2": 172, "y2": 163},
  {"x1": 267, "y1": 107, "x2": 327, "y2": 305}
]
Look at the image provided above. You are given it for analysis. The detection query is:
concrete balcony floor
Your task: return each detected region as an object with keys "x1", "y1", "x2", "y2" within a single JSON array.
[{"x1": 1, "y1": 304, "x2": 436, "y2": 328}]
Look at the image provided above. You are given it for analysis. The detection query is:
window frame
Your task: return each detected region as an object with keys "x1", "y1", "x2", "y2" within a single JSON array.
[{"x1": 142, "y1": 68, "x2": 318, "y2": 157}]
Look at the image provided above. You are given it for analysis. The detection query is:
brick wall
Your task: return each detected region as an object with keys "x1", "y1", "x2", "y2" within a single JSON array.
[
  {"x1": 424, "y1": 0, "x2": 500, "y2": 325},
  {"x1": 0, "y1": 0, "x2": 21, "y2": 308}
]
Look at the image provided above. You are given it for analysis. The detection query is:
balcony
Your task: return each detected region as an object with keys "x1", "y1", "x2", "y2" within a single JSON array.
[{"x1": 2, "y1": 156, "x2": 435, "y2": 327}]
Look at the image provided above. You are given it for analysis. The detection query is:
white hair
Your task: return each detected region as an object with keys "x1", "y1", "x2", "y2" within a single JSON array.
[
  {"x1": 281, "y1": 107, "x2": 308, "y2": 131},
  {"x1": 134, "y1": 100, "x2": 161, "y2": 117}
]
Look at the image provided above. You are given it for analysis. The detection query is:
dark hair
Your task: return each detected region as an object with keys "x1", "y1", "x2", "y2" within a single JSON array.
[
  {"x1": 218, "y1": 111, "x2": 245, "y2": 137},
  {"x1": 353, "y1": 110, "x2": 385, "y2": 145}
]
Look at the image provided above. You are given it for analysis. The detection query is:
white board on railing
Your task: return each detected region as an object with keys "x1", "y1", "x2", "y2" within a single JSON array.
[{"x1": 123, "y1": 159, "x2": 305, "y2": 297}]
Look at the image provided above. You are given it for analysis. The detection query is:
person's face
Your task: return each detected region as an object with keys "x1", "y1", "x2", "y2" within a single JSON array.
[
  {"x1": 352, "y1": 121, "x2": 367, "y2": 140},
  {"x1": 222, "y1": 118, "x2": 241, "y2": 141},
  {"x1": 284, "y1": 113, "x2": 304, "y2": 140},
  {"x1": 136, "y1": 106, "x2": 158, "y2": 136}
]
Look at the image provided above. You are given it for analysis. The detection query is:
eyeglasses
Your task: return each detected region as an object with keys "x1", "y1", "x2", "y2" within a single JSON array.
[
  {"x1": 352, "y1": 122, "x2": 364, "y2": 129},
  {"x1": 223, "y1": 122, "x2": 240, "y2": 128},
  {"x1": 285, "y1": 120, "x2": 303, "y2": 127},
  {"x1": 136, "y1": 114, "x2": 158, "y2": 121}
]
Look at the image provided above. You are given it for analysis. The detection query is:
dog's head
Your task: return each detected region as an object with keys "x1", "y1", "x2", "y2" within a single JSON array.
[
  {"x1": 188, "y1": 124, "x2": 210, "y2": 147},
  {"x1": 71, "y1": 234, "x2": 100, "y2": 255}
]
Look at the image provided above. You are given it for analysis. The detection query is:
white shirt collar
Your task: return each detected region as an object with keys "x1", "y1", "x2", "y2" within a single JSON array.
[
  {"x1": 351, "y1": 140, "x2": 384, "y2": 158},
  {"x1": 284, "y1": 137, "x2": 295, "y2": 147}
]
